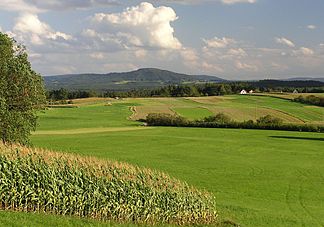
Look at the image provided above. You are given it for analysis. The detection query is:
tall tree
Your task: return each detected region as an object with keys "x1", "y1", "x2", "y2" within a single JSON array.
[{"x1": 0, "y1": 33, "x2": 46, "y2": 145}]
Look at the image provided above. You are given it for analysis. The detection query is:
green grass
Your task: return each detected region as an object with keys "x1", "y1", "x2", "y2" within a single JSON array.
[
  {"x1": 0, "y1": 211, "x2": 115, "y2": 227},
  {"x1": 37, "y1": 103, "x2": 139, "y2": 131},
  {"x1": 172, "y1": 107, "x2": 213, "y2": 120},
  {"x1": 124, "y1": 95, "x2": 324, "y2": 124},
  {"x1": 24, "y1": 95, "x2": 324, "y2": 226},
  {"x1": 31, "y1": 128, "x2": 324, "y2": 227},
  {"x1": 0, "y1": 211, "x2": 183, "y2": 227},
  {"x1": 225, "y1": 95, "x2": 323, "y2": 122}
]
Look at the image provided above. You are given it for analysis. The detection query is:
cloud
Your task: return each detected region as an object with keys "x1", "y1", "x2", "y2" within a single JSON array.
[
  {"x1": 89, "y1": 2, "x2": 182, "y2": 50},
  {"x1": 275, "y1": 37, "x2": 295, "y2": 48},
  {"x1": 0, "y1": 0, "x2": 119, "y2": 12},
  {"x1": 203, "y1": 37, "x2": 237, "y2": 48},
  {"x1": 235, "y1": 61, "x2": 258, "y2": 71},
  {"x1": 25, "y1": 0, "x2": 119, "y2": 10},
  {"x1": 221, "y1": 0, "x2": 256, "y2": 4},
  {"x1": 227, "y1": 48, "x2": 247, "y2": 57},
  {"x1": 13, "y1": 13, "x2": 72, "y2": 46},
  {"x1": 152, "y1": 0, "x2": 256, "y2": 5},
  {"x1": 293, "y1": 47, "x2": 314, "y2": 56},
  {"x1": 181, "y1": 48, "x2": 199, "y2": 62},
  {"x1": 307, "y1": 25, "x2": 317, "y2": 30},
  {"x1": 2, "y1": 1, "x2": 323, "y2": 79},
  {"x1": 201, "y1": 62, "x2": 224, "y2": 73},
  {"x1": 0, "y1": 0, "x2": 40, "y2": 13}
]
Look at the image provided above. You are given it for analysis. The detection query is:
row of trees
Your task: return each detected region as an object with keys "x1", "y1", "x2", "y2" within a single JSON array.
[
  {"x1": 47, "y1": 82, "x2": 324, "y2": 101},
  {"x1": 145, "y1": 113, "x2": 324, "y2": 133},
  {"x1": 293, "y1": 95, "x2": 324, "y2": 107},
  {"x1": 47, "y1": 88, "x2": 98, "y2": 101}
]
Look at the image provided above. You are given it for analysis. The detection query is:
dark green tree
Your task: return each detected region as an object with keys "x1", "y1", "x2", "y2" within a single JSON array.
[{"x1": 0, "y1": 33, "x2": 46, "y2": 145}]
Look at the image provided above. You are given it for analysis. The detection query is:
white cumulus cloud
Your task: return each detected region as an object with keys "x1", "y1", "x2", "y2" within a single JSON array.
[
  {"x1": 13, "y1": 13, "x2": 72, "y2": 45},
  {"x1": 293, "y1": 47, "x2": 314, "y2": 56},
  {"x1": 227, "y1": 48, "x2": 247, "y2": 57},
  {"x1": 275, "y1": 37, "x2": 295, "y2": 48},
  {"x1": 203, "y1": 37, "x2": 237, "y2": 48},
  {"x1": 89, "y1": 2, "x2": 182, "y2": 50}
]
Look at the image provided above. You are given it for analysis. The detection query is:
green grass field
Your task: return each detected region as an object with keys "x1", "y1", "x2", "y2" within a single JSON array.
[
  {"x1": 0, "y1": 211, "x2": 180, "y2": 227},
  {"x1": 3, "y1": 95, "x2": 324, "y2": 226},
  {"x1": 128, "y1": 95, "x2": 324, "y2": 124}
]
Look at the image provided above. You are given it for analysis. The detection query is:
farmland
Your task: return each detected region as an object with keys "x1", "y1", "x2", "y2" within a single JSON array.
[
  {"x1": 2, "y1": 95, "x2": 323, "y2": 226},
  {"x1": 129, "y1": 95, "x2": 323, "y2": 124}
]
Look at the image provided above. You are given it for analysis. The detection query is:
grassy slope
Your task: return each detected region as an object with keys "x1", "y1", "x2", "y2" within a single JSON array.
[
  {"x1": 0, "y1": 211, "x2": 114, "y2": 227},
  {"x1": 127, "y1": 95, "x2": 324, "y2": 124},
  {"x1": 255, "y1": 92, "x2": 324, "y2": 100},
  {"x1": 27, "y1": 96, "x2": 324, "y2": 227},
  {"x1": 172, "y1": 107, "x2": 213, "y2": 120},
  {"x1": 0, "y1": 211, "x2": 181, "y2": 227}
]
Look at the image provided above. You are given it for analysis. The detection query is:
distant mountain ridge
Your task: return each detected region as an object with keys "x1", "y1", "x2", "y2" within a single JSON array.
[
  {"x1": 44, "y1": 68, "x2": 224, "y2": 91},
  {"x1": 286, "y1": 77, "x2": 324, "y2": 82}
]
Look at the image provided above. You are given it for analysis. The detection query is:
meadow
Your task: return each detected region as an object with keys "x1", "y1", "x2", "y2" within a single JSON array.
[
  {"x1": 129, "y1": 95, "x2": 324, "y2": 124},
  {"x1": 2, "y1": 95, "x2": 323, "y2": 226}
]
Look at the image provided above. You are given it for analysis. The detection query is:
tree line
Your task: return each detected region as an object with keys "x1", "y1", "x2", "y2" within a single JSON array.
[
  {"x1": 47, "y1": 82, "x2": 324, "y2": 101},
  {"x1": 293, "y1": 95, "x2": 324, "y2": 107},
  {"x1": 145, "y1": 113, "x2": 324, "y2": 133}
]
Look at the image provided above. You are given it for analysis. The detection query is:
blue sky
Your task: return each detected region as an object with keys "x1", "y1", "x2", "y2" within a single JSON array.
[{"x1": 0, "y1": 0, "x2": 323, "y2": 79}]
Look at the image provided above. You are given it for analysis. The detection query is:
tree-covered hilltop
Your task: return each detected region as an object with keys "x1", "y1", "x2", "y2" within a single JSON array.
[{"x1": 44, "y1": 68, "x2": 224, "y2": 91}]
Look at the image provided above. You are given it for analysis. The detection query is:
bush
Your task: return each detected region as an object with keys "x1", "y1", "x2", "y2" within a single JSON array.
[
  {"x1": 293, "y1": 95, "x2": 324, "y2": 107},
  {"x1": 145, "y1": 112, "x2": 324, "y2": 133},
  {"x1": 146, "y1": 113, "x2": 188, "y2": 126},
  {"x1": 203, "y1": 113, "x2": 232, "y2": 124},
  {"x1": 256, "y1": 115, "x2": 283, "y2": 125}
]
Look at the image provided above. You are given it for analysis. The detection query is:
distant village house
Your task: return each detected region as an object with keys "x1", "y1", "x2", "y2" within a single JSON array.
[{"x1": 240, "y1": 90, "x2": 247, "y2": 95}]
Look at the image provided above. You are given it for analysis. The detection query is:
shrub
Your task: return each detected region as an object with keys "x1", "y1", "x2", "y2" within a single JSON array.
[
  {"x1": 146, "y1": 113, "x2": 188, "y2": 126},
  {"x1": 145, "y1": 112, "x2": 324, "y2": 133},
  {"x1": 203, "y1": 113, "x2": 232, "y2": 124},
  {"x1": 0, "y1": 144, "x2": 218, "y2": 225},
  {"x1": 256, "y1": 115, "x2": 283, "y2": 125},
  {"x1": 293, "y1": 95, "x2": 324, "y2": 107}
]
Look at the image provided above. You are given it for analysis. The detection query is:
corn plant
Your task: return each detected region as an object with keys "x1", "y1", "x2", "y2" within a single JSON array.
[{"x1": 0, "y1": 144, "x2": 218, "y2": 225}]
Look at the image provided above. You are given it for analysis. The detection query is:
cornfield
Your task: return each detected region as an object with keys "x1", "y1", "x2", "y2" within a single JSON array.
[{"x1": 0, "y1": 144, "x2": 218, "y2": 225}]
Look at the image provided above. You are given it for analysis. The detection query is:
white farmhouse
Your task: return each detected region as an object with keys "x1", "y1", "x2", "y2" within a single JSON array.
[{"x1": 240, "y1": 89, "x2": 247, "y2": 95}]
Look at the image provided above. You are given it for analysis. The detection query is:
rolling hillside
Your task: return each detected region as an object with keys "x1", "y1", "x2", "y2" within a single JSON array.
[
  {"x1": 29, "y1": 96, "x2": 324, "y2": 226},
  {"x1": 44, "y1": 68, "x2": 224, "y2": 91}
]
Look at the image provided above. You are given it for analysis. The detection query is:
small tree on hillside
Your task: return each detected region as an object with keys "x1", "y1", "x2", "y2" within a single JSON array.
[
  {"x1": 0, "y1": 33, "x2": 46, "y2": 145},
  {"x1": 203, "y1": 113, "x2": 232, "y2": 124},
  {"x1": 256, "y1": 115, "x2": 283, "y2": 125}
]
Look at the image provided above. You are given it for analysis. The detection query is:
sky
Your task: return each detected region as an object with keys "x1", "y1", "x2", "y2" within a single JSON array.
[{"x1": 0, "y1": 0, "x2": 324, "y2": 80}]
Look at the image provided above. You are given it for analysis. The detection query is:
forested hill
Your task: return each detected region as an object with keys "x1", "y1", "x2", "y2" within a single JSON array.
[
  {"x1": 287, "y1": 77, "x2": 324, "y2": 82},
  {"x1": 44, "y1": 68, "x2": 224, "y2": 91},
  {"x1": 252, "y1": 79, "x2": 324, "y2": 88}
]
